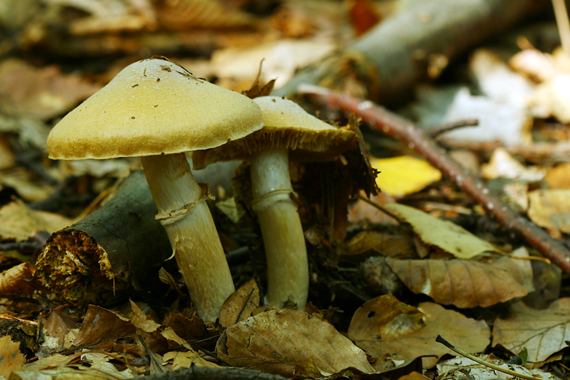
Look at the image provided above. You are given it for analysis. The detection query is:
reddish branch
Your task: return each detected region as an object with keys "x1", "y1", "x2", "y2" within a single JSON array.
[{"x1": 299, "y1": 85, "x2": 570, "y2": 275}]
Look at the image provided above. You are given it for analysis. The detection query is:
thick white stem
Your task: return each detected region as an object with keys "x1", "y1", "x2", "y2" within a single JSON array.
[
  {"x1": 250, "y1": 148, "x2": 309, "y2": 310},
  {"x1": 141, "y1": 153, "x2": 235, "y2": 322}
]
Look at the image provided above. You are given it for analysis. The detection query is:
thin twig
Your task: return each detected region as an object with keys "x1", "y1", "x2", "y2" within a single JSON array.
[
  {"x1": 0, "y1": 241, "x2": 43, "y2": 252},
  {"x1": 299, "y1": 84, "x2": 570, "y2": 274},
  {"x1": 430, "y1": 119, "x2": 479, "y2": 139},
  {"x1": 436, "y1": 335, "x2": 541, "y2": 380}
]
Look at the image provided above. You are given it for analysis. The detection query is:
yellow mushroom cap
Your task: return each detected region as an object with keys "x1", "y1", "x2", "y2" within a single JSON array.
[
  {"x1": 192, "y1": 96, "x2": 357, "y2": 169},
  {"x1": 47, "y1": 58, "x2": 264, "y2": 160}
]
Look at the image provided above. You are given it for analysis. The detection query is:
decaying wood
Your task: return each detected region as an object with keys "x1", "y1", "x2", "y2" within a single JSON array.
[
  {"x1": 273, "y1": 0, "x2": 549, "y2": 106},
  {"x1": 36, "y1": 171, "x2": 172, "y2": 305},
  {"x1": 300, "y1": 85, "x2": 570, "y2": 275}
]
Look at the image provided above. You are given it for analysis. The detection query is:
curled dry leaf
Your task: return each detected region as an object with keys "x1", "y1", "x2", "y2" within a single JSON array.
[
  {"x1": 493, "y1": 299, "x2": 570, "y2": 363},
  {"x1": 0, "y1": 262, "x2": 37, "y2": 297},
  {"x1": 386, "y1": 255, "x2": 532, "y2": 308},
  {"x1": 384, "y1": 203, "x2": 501, "y2": 259},
  {"x1": 219, "y1": 278, "x2": 260, "y2": 328},
  {"x1": 348, "y1": 295, "x2": 490, "y2": 368},
  {"x1": 216, "y1": 309, "x2": 375, "y2": 377}
]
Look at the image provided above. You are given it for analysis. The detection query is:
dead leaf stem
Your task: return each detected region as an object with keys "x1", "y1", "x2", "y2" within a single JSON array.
[
  {"x1": 299, "y1": 84, "x2": 570, "y2": 275},
  {"x1": 436, "y1": 335, "x2": 541, "y2": 380}
]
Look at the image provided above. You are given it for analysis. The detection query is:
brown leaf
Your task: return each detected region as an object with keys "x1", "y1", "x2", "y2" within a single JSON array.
[
  {"x1": 0, "y1": 262, "x2": 37, "y2": 297},
  {"x1": 155, "y1": 0, "x2": 257, "y2": 31},
  {"x1": 348, "y1": 296, "x2": 490, "y2": 368},
  {"x1": 0, "y1": 199, "x2": 72, "y2": 241},
  {"x1": 0, "y1": 336, "x2": 25, "y2": 378},
  {"x1": 38, "y1": 310, "x2": 79, "y2": 355},
  {"x1": 398, "y1": 372, "x2": 431, "y2": 380},
  {"x1": 493, "y1": 299, "x2": 570, "y2": 362},
  {"x1": 162, "y1": 310, "x2": 206, "y2": 342},
  {"x1": 0, "y1": 59, "x2": 101, "y2": 121},
  {"x1": 216, "y1": 309, "x2": 375, "y2": 377},
  {"x1": 72, "y1": 305, "x2": 136, "y2": 349},
  {"x1": 130, "y1": 300, "x2": 161, "y2": 333},
  {"x1": 219, "y1": 278, "x2": 260, "y2": 328},
  {"x1": 386, "y1": 256, "x2": 532, "y2": 308}
]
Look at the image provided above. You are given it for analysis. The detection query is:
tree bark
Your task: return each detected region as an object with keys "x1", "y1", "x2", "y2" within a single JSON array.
[{"x1": 37, "y1": 171, "x2": 172, "y2": 305}]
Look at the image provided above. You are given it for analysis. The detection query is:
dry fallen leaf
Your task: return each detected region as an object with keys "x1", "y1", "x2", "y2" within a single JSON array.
[
  {"x1": 0, "y1": 335, "x2": 26, "y2": 378},
  {"x1": 219, "y1": 278, "x2": 260, "y2": 328},
  {"x1": 384, "y1": 203, "x2": 502, "y2": 259},
  {"x1": 398, "y1": 372, "x2": 431, "y2": 380},
  {"x1": 493, "y1": 298, "x2": 570, "y2": 363},
  {"x1": 72, "y1": 305, "x2": 136, "y2": 350},
  {"x1": 481, "y1": 147, "x2": 545, "y2": 181},
  {"x1": 163, "y1": 350, "x2": 219, "y2": 370},
  {"x1": 0, "y1": 199, "x2": 72, "y2": 241},
  {"x1": 216, "y1": 309, "x2": 375, "y2": 377},
  {"x1": 0, "y1": 262, "x2": 37, "y2": 297},
  {"x1": 386, "y1": 255, "x2": 532, "y2": 308},
  {"x1": 130, "y1": 300, "x2": 161, "y2": 333},
  {"x1": 348, "y1": 295, "x2": 490, "y2": 369},
  {"x1": 528, "y1": 74, "x2": 570, "y2": 123},
  {"x1": 545, "y1": 162, "x2": 570, "y2": 189},
  {"x1": 528, "y1": 189, "x2": 570, "y2": 234},
  {"x1": 155, "y1": 0, "x2": 257, "y2": 31},
  {"x1": 37, "y1": 310, "x2": 79, "y2": 356},
  {"x1": 340, "y1": 229, "x2": 416, "y2": 258},
  {"x1": 0, "y1": 58, "x2": 101, "y2": 121},
  {"x1": 509, "y1": 48, "x2": 558, "y2": 82}
]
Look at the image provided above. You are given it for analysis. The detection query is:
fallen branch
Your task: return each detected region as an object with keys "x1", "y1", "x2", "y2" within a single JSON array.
[
  {"x1": 273, "y1": 0, "x2": 549, "y2": 106},
  {"x1": 36, "y1": 171, "x2": 173, "y2": 305},
  {"x1": 299, "y1": 84, "x2": 570, "y2": 275}
]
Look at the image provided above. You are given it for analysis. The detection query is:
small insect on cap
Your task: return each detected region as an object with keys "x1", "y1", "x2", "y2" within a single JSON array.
[{"x1": 47, "y1": 57, "x2": 264, "y2": 160}]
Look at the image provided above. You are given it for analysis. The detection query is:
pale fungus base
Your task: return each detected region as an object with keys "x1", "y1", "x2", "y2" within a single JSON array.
[
  {"x1": 250, "y1": 148, "x2": 309, "y2": 309},
  {"x1": 141, "y1": 153, "x2": 236, "y2": 321}
]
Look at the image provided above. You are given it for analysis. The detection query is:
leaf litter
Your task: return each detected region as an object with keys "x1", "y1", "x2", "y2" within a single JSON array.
[{"x1": 0, "y1": 1, "x2": 569, "y2": 380}]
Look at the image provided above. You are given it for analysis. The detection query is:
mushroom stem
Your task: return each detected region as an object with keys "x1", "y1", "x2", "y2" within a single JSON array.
[
  {"x1": 141, "y1": 153, "x2": 235, "y2": 321},
  {"x1": 250, "y1": 148, "x2": 309, "y2": 310}
]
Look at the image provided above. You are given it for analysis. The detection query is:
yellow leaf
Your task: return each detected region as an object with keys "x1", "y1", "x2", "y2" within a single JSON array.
[
  {"x1": 384, "y1": 203, "x2": 501, "y2": 259},
  {"x1": 370, "y1": 156, "x2": 441, "y2": 197}
]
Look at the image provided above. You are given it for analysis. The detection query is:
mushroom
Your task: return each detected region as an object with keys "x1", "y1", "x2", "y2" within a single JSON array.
[
  {"x1": 193, "y1": 96, "x2": 357, "y2": 309},
  {"x1": 47, "y1": 58, "x2": 264, "y2": 321}
]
